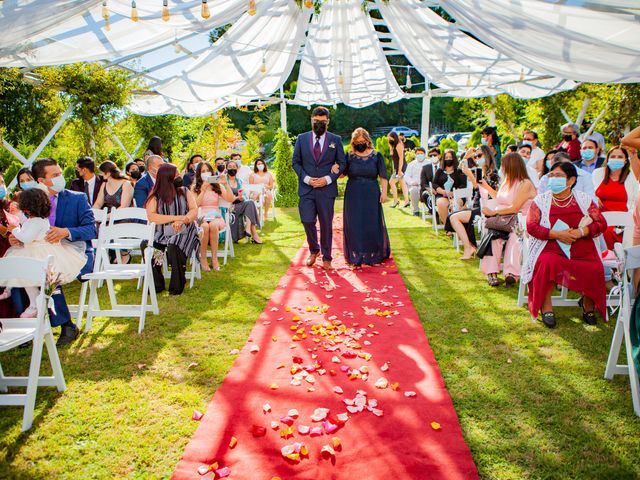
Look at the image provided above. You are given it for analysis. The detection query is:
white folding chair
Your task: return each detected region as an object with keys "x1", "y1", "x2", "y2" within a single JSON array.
[
  {"x1": 604, "y1": 244, "x2": 640, "y2": 416},
  {"x1": 429, "y1": 183, "x2": 445, "y2": 235},
  {"x1": 81, "y1": 222, "x2": 159, "y2": 334},
  {"x1": 244, "y1": 184, "x2": 265, "y2": 228},
  {"x1": 602, "y1": 211, "x2": 634, "y2": 248},
  {"x1": 107, "y1": 207, "x2": 148, "y2": 226},
  {"x1": 451, "y1": 187, "x2": 473, "y2": 251},
  {"x1": 516, "y1": 213, "x2": 529, "y2": 307},
  {"x1": 217, "y1": 199, "x2": 235, "y2": 265},
  {"x1": 0, "y1": 256, "x2": 66, "y2": 431}
]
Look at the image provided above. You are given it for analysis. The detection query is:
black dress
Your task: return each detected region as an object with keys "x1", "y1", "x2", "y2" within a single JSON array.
[{"x1": 343, "y1": 151, "x2": 390, "y2": 265}]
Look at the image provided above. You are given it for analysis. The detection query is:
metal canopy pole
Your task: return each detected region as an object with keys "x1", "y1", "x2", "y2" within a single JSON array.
[
  {"x1": 280, "y1": 87, "x2": 287, "y2": 132},
  {"x1": 420, "y1": 91, "x2": 431, "y2": 145}
]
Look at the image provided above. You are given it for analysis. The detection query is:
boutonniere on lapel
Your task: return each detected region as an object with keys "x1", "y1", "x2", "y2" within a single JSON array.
[{"x1": 329, "y1": 142, "x2": 336, "y2": 149}]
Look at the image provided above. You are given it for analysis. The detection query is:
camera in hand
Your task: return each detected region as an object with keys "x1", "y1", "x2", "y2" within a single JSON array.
[{"x1": 207, "y1": 173, "x2": 221, "y2": 184}]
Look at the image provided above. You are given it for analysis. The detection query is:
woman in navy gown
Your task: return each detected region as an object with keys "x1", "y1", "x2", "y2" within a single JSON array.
[{"x1": 341, "y1": 128, "x2": 391, "y2": 266}]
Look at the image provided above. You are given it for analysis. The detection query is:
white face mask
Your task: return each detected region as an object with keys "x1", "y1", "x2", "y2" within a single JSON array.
[
  {"x1": 430, "y1": 155, "x2": 440, "y2": 164},
  {"x1": 415, "y1": 154, "x2": 425, "y2": 162},
  {"x1": 201, "y1": 172, "x2": 212, "y2": 181},
  {"x1": 49, "y1": 176, "x2": 66, "y2": 193},
  {"x1": 257, "y1": 164, "x2": 265, "y2": 171}
]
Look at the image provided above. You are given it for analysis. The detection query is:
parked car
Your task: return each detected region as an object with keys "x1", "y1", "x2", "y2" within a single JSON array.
[
  {"x1": 390, "y1": 126, "x2": 419, "y2": 137},
  {"x1": 457, "y1": 133, "x2": 472, "y2": 153},
  {"x1": 447, "y1": 132, "x2": 472, "y2": 142},
  {"x1": 427, "y1": 133, "x2": 446, "y2": 148}
]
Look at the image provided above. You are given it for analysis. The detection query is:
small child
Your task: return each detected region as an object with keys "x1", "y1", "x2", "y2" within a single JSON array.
[{"x1": 0, "y1": 188, "x2": 86, "y2": 318}]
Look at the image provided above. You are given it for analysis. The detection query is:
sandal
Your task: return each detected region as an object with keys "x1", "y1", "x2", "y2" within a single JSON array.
[
  {"x1": 487, "y1": 275, "x2": 500, "y2": 287},
  {"x1": 390, "y1": 202, "x2": 399, "y2": 208},
  {"x1": 541, "y1": 311, "x2": 556, "y2": 328},
  {"x1": 578, "y1": 297, "x2": 597, "y2": 325}
]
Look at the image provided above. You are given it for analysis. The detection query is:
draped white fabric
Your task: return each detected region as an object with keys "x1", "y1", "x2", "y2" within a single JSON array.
[
  {"x1": 150, "y1": 0, "x2": 307, "y2": 106},
  {"x1": 0, "y1": 0, "x2": 247, "y2": 67},
  {"x1": 438, "y1": 0, "x2": 640, "y2": 83},
  {"x1": 294, "y1": 0, "x2": 404, "y2": 108},
  {"x1": 128, "y1": 93, "x2": 232, "y2": 117},
  {"x1": 376, "y1": 0, "x2": 576, "y2": 99}
]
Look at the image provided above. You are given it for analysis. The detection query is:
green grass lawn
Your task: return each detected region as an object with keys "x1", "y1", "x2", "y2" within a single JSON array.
[{"x1": 1, "y1": 205, "x2": 639, "y2": 479}]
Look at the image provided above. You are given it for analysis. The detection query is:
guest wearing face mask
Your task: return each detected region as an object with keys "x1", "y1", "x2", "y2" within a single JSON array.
[
  {"x1": 225, "y1": 160, "x2": 263, "y2": 244},
  {"x1": 125, "y1": 161, "x2": 142, "y2": 186},
  {"x1": 481, "y1": 126, "x2": 501, "y2": 168},
  {"x1": 432, "y1": 149, "x2": 467, "y2": 225},
  {"x1": 71, "y1": 156, "x2": 104, "y2": 206},
  {"x1": 182, "y1": 154, "x2": 203, "y2": 190},
  {"x1": 539, "y1": 152, "x2": 597, "y2": 204},
  {"x1": 517, "y1": 143, "x2": 540, "y2": 188},
  {"x1": 8, "y1": 168, "x2": 37, "y2": 215},
  {"x1": 249, "y1": 157, "x2": 275, "y2": 222},
  {"x1": 214, "y1": 157, "x2": 227, "y2": 176},
  {"x1": 556, "y1": 122, "x2": 582, "y2": 162},
  {"x1": 522, "y1": 129, "x2": 545, "y2": 172},
  {"x1": 576, "y1": 138, "x2": 605, "y2": 173},
  {"x1": 419, "y1": 148, "x2": 441, "y2": 213},
  {"x1": 404, "y1": 147, "x2": 427, "y2": 216},
  {"x1": 134, "y1": 154, "x2": 165, "y2": 208},
  {"x1": 523, "y1": 161, "x2": 607, "y2": 328},
  {"x1": 593, "y1": 146, "x2": 638, "y2": 249},
  {"x1": 387, "y1": 131, "x2": 409, "y2": 208}
]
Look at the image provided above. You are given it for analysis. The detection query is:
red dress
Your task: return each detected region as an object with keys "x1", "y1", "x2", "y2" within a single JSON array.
[
  {"x1": 595, "y1": 178, "x2": 627, "y2": 249},
  {"x1": 526, "y1": 198, "x2": 608, "y2": 320},
  {"x1": 0, "y1": 207, "x2": 17, "y2": 318}
]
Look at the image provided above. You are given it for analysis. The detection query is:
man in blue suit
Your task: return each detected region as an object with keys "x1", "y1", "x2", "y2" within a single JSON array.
[
  {"x1": 292, "y1": 107, "x2": 346, "y2": 270},
  {"x1": 133, "y1": 154, "x2": 164, "y2": 207},
  {"x1": 9, "y1": 158, "x2": 96, "y2": 346}
]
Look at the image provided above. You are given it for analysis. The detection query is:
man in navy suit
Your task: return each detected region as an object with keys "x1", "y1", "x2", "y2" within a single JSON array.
[
  {"x1": 70, "y1": 156, "x2": 104, "y2": 206},
  {"x1": 133, "y1": 154, "x2": 164, "y2": 207},
  {"x1": 292, "y1": 107, "x2": 346, "y2": 270},
  {"x1": 9, "y1": 158, "x2": 96, "y2": 346}
]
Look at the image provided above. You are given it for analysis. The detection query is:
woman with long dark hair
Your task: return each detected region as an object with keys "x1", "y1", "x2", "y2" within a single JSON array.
[
  {"x1": 481, "y1": 126, "x2": 502, "y2": 168},
  {"x1": 249, "y1": 157, "x2": 275, "y2": 223},
  {"x1": 94, "y1": 161, "x2": 133, "y2": 211},
  {"x1": 224, "y1": 159, "x2": 263, "y2": 244},
  {"x1": 145, "y1": 163, "x2": 199, "y2": 295},
  {"x1": 387, "y1": 131, "x2": 409, "y2": 208}
]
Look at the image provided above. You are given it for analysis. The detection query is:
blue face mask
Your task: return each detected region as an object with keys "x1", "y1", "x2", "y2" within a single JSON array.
[
  {"x1": 522, "y1": 140, "x2": 532, "y2": 147},
  {"x1": 481, "y1": 138, "x2": 488, "y2": 146},
  {"x1": 548, "y1": 177, "x2": 568, "y2": 194},
  {"x1": 581, "y1": 149, "x2": 596, "y2": 162},
  {"x1": 20, "y1": 180, "x2": 38, "y2": 190},
  {"x1": 545, "y1": 160, "x2": 553, "y2": 170},
  {"x1": 476, "y1": 157, "x2": 485, "y2": 167},
  {"x1": 0, "y1": 186, "x2": 6, "y2": 200},
  {"x1": 608, "y1": 159, "x2": 626, "y2": 172}
]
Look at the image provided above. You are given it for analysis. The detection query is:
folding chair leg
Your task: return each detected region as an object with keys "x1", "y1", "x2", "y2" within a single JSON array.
[
  {"x1": 0, "y1": 363, "x2": 7, "y2": 393},
  {"x1": 85, "y1": 279, "x2": 100, "y2": 333},
  {"x1": 75, "y1": 281, "x2": 88, "y2": 331},
  {"x1": 22, "y1": 332, "x2": 45, "y2": 431},
  {"x1": 44, "y1": 331, "x2": 66, "y2": 392}
]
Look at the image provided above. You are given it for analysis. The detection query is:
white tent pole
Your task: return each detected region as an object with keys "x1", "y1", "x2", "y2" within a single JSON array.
[
  {"x1": 582, "y1": 105, "x2": 609, "y2": 140},
  {"x1": 420, "y1": 92, "x2": 431, "y2": 145},
  {"x1": 106, "y1": 125, "x2": 134, "y2": 162},
  {"x1": 489, "y1": 96, "x2": 496, "y2": 127},
  {"x1": 4, "y1": 104, "x2": 74, "y2": 189},
  {"x1": 131, "y1": 138, "x2": 144, "y2": 158},
  {"x1": 560, "y1": 108, "x2": 572, "y2": 123},
  {"x1": 575, "y1": 96, "x2": 591, "y2": 127},
  {"x1": 280, "y1": 87, "x2": 287, "y2": 132}
]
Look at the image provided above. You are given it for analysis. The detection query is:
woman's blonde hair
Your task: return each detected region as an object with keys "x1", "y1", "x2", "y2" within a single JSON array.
[{"x1": 350, "y1": 128, "x2": 374, "y2": 153}]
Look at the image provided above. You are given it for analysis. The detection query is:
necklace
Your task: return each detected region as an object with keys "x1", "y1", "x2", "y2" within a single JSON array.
[{"x1": 552, "y1": 192, "x2": 573, "y2": 208}]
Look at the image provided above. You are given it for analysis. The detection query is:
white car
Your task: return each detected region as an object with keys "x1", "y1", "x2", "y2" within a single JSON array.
[{"x1": 390, "y1": 126, "x2": 419, "y2": 137}]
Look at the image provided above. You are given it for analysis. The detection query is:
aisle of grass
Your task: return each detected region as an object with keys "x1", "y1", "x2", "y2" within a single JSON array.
[
  {"x1": 384, "y1": 206, "x2": 640, "y2": 480},
  {"x1": 1, "y1": 205, "x2": 640, "y2": 479}
]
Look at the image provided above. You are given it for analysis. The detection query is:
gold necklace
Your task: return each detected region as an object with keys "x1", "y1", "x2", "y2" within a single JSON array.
[{"x1": 552, "y1": 192, "x2": 573, "y2": 208}]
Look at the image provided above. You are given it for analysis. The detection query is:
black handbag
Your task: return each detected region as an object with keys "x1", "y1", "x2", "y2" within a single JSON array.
[
  {"x1": 476, "y1": 232, "x2": 494, "y2": 259},
  {"x1": 484, "y1": 214, "x2": 517, "y2": 233}
]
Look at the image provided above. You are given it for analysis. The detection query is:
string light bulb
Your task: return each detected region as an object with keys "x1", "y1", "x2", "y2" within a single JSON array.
[
  {"x1": 131, "y1": 1, "x2": 139, "y2": 22},
  {"x1": 519, "y1": 68, "x2": 524, "y2": 81},
  {"x1": 304, "y1": 0, "x2": 313, "y2": 7},
  {"x1": 102, "y1": 1, "x2": 109, "y2": 20},
  {"x1": 338, "y1": 61, "x2": 344, "y2": 87},
  {"x1": 201, "y1": 0, "x2": 210, "y2": 19},
  {"x1": 248, "y1": 0, "x2": 256, "y2": 16},
  {"x1": 466, "y1": 72, "x2": 471, "y2": 87},
  {"x1": 405, "y1": 66, "x2": 412, "y2": 89},
  {"x1": 260, "y1": 57, "x2": 267, "y2": 74},
  {"x1": 162, "y1": 0, "x2": 170, "y2": 22}
]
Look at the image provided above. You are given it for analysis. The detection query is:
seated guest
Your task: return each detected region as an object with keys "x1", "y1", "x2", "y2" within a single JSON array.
[
  {"x1": 518, "y1": 143, "x2": 540, "y2": 187},
  {"x1": 182, "y1": 154, "x2": 203, "y2": 189},
  {"x1": 231, "y1": 153, "x2": 252, "y2": 184},
  {"x1": 522, "y1": 161, "x2": 607, "y2": 328},
  {"x1": 593, "y1": 146, "x2": 638, "y2": 249},
  {"x1": 0, "y1": 171, "x2": 18, "y2": 318},
  {"x1": 447, "y1": 146, "x2": 500, "y2": 260},
  {"x1": 134, "y1": 154, "x2": 164, "y2": 207},
  {"x1": 432, "y1": 149, "x2": 467, "y2": 225},
  {"x1": 555, "y1": 122, "x2": 582, "y2": 162},
  {"x1": 481, "y1": 126, "x2": 502, "y2": 167},
  {"x1": 8, "y1": 158, "x2": 96, "y2": 345},
  {"x1": 480, "y1": 153, "x2": 537, "y2": 287},
  {"x1": 225, "y1": 160, "x2": 263, "y2": 244},
  {"x1": 125, "y1": 161, "x2": 142, "y2": 186},
  {"x1": 404, "y1": 147, "x2": 427, "y2": 216},
  {"x1": 15, "y1": 167, "x2": 37, "y2": 192},
  {"x1": 192, "y1": 162, "x2": 235, "y2": 271},
  {"x1": 214, "y1": 157, "x2": 227, "y2": 175},
  {"x1": 134, "y1": 158, "x2": 146, "y2": 172},
  {"x1": 522, "y1": 129, "x2": 545, "y2": 173},
  {"x1": 419, "y1": 147, "x2": 441, "y2": 212},
  {"x1": 145, "y1": 163, "x2": 199, "y2": 295},
  {"x1": 71, "y1": 156, "x2": 104, "y2": 205},
  {"x1": 94, "y1": 161, "x2": 134, "y2": 211},
  {"x1": 576, "y1": 138, "x2": 605, "y2": 173},
  {"x1": 248, "y1": 157, "x2": 275, "y2": 222},
  {"x1": 539, "y1": 152, "x2": 597, "y2": 203}
]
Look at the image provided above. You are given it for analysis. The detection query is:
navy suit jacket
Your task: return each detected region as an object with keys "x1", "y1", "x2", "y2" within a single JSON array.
[
  {"x1": 292, "y1": 131, "x2": 346, "y2": 198},
  {"x1": 55, "y1": 189, "x2": 97, "y2": 276},
  {"x1": 133, "y1": 173, "x2": 154, "y2": 207}
]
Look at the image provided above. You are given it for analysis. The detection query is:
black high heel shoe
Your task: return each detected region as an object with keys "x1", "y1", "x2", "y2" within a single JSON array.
[{"x1": 249, "y1": 237, "x2": 263, "y2": 245}]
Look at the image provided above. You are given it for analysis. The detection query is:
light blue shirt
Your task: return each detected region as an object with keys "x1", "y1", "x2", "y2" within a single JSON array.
[{"x1": 538, "y1": 166, "x2": 597, "y2": 204}]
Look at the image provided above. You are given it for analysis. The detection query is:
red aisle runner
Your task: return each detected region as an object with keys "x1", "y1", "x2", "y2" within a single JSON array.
[{"x1": 173, "y1": 218, "x2": 478, "y2": 480}]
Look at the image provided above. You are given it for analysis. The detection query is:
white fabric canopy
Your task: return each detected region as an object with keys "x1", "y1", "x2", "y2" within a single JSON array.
[
  {"x1": 294, "y1": 0, "x2": 405, "y2": 108},
  {"x1": 377, "y1": 0, "x2": 576, "y2": 99},
  {"x1": 128, "y1": 92, "x2": 232, "y2": 117},
  {"x1": 438, "y1": 0, "x2": 640, "y2": 83}
]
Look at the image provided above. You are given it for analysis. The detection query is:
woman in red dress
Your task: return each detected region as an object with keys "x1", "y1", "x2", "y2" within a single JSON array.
[
  {"x1": 594, "y1": 147, "x2": 637, "y2": 249},
  {"x1": 523, "y1": 162, "x2": 607, "y2": 328},
  {"x1": 0, "y1": 171, "x2": 18, "y2": 318}
]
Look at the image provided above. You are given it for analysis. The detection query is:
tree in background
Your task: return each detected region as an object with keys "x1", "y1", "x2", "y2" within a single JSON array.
[{"x1": 273, "y1": 129, "x2": 297, "y2": 207}]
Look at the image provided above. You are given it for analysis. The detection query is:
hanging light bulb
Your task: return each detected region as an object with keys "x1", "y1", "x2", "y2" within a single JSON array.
[
  {"x1": 466, "y1": 72, "x2": 471, "y2": 87},
  {"x1": 201, "y1": 0, "x2": 210, "y2": 19},
  {"x1": 248, "y1": 0, "x2": 256, "y2": 16},
  {"x1": 260, "y1": 57, "x2": 267, "y2": 74},
  {"x1": 338, "y1": 61, "x2": 344, "y2": 87},
  {"x1": 405, "y1": 66, "x2": 412, "y2": 89},
  {"x1": 304, "y1": 0, "x2": 313, "y2": 8},
  {"x1": 104, "y1": 18, "x2": 111, "y2": 31},
  {"x1": 162, "y1": 0, "x2": 170, "y2": 22},
  {"x1": 519, "y1": 68, "x2": 524, "y2": 81},
  {"x1": 131, "y1": 1, "x2": 139, "y2": 22},
  {"x1": 102, "y1": 1, "x2": 109, "y2": 21},
  {"x1": 236, "y1": 99, "x2": 240, "y2": 108}
]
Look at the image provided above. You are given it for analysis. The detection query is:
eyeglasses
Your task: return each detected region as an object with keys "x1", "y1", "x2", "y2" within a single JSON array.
[{"x1": 548, "y1": 173, "x2": 567, "y2": 178}]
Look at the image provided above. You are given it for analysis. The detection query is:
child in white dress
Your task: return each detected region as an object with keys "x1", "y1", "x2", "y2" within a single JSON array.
[{"x1": 0, "y1": 188, "x2": 86, "y2": 318}]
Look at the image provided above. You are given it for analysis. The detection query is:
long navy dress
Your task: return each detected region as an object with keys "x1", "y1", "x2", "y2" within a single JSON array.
[{"x1": 343, "y1": 151, "x2": 391, "y2": 265}]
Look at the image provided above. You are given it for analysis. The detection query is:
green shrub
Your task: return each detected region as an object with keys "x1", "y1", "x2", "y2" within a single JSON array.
[
  {"x1": 468, "y1": 127, "x2": 483, "y2": 148},
  {"x1": 408, "y1": 135, "x2": 421, "y2": 149},
  {"x1": 375, "y1": 136, "x2": 392, "y2": 177},
  {"x1": 273, "y1": 129, "x2": 298, "y2": 208},
  {"x1": 439, "y1": 137, "x2": 459, "y2": 154}
]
